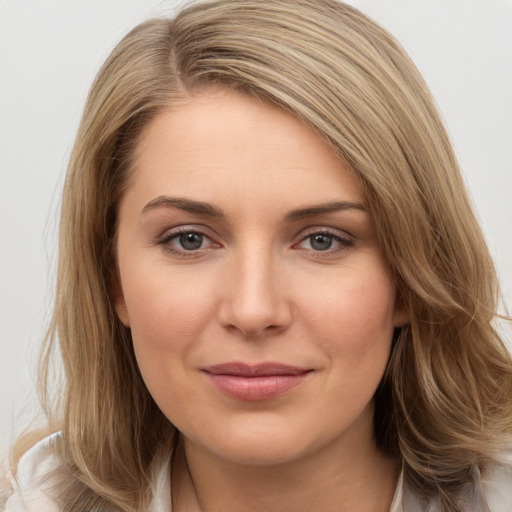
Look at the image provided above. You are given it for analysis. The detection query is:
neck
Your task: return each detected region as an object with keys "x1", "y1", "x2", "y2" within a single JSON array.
[{"x1": 171, "y1": 410, "x2": 399, "y2": 512}]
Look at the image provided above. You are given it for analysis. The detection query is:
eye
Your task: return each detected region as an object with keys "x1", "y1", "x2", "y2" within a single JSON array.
[
  {"x1": 309, "y1": 233, "x2": 335, "y2": 251},
  {"x1": 157, "y1": 227, "x2": 219, "y2": 256},
  {"x1": 177, "y1": 232, "x2": 205, "y2": 251},
  {"x1": 295, "y1": 230, "x2": 353, "y2": 253}
]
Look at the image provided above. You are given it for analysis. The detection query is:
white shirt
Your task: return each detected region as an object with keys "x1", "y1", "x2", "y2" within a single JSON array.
[{"x1": 4, "y1": 434, "x2": 512, "y2": 511}]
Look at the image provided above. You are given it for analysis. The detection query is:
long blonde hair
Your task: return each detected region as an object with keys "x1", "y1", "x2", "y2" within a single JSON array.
[{"x1": 9, "y1": 1, "x2": 512, "y2": 510}]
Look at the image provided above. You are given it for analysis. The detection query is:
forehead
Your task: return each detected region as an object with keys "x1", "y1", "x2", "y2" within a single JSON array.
[{"x1": 127, "y1": 88, "x2": 364, "y2": 214}]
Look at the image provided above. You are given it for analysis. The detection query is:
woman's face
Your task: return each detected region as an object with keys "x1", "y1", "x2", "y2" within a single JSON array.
[{"x1": 114, "y1": 89, "x2": 407, "y2": 466}]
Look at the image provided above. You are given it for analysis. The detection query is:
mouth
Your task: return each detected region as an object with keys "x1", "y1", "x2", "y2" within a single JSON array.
[{"x1": 200, "y1": 362, "x2": 312, "y2": 401}]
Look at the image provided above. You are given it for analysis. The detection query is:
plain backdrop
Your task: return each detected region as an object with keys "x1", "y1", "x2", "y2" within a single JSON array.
[{"x1": 1, "y1": 0, "x2": 511, "y2": 453}]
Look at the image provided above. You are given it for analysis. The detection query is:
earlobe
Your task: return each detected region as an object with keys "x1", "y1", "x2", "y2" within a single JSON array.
[
  {"x1": 393, "y1": 307, "x2": 409, "y2": 328},
  {"x1": 111, "y1": 277, "x2": 131, "y2": 328},
  {"x1": 393, "y1": 295, "x2": 409, "y2": 328},
  {"x1": 114, "y1": 299, "x2": 131, "y2": 328}
]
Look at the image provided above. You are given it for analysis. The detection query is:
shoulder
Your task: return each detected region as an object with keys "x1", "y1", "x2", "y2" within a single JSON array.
[
  {"x1": 400, "y1": 462, "x2": 512, "y2": 512},
  {"x1": 4, "y1": 433, "x2": 62, "y2": 512},
  {"x1": 3, "y1": 433, "x2": 173, "y2": 512},
  {"x1": 342, "y1": 467, "x2": 512, "y2": 512},
  {"x1": 482, "y1": 461, "x2": 512, "y2": 512}
]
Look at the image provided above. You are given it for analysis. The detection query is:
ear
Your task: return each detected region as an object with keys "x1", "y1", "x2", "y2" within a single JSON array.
[
  {"x1": 111, "y1": 275, "x2": 131, "y2": 328},
  {"x1": 392, "y1": 295, "x2": 409, "y2": 328}
]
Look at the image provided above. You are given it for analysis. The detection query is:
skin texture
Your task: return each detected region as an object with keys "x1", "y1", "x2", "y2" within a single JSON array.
[{"x1": 114, "y1": 89, "x2": 408, "y2": 512}]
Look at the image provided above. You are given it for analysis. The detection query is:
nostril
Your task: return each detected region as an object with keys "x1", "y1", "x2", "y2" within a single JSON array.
[
  {"x1": 224, "y1": 321, "x2": 279, "y2": 338},
  {"x1": 220, "y1": 306, "x2": 291, "y2": 338},
  {"x1": 217, "y1": 257, "x2": 292, "y2": 336}
]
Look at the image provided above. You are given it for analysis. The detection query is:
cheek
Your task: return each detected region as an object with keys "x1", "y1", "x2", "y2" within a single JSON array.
[
  {"x1": 119, "y1": 269, "x2": 215, "y2": 401},
  {"x1": 305, "y1": 273, "x2": 396, "y2": 340},
  {"x1": 122, "y1": 273, "x2": 214, "y2": 421},
  {"x1": 123, "y1": 266, "x2": 216, "y2": 344},
  {"x1": 297, "y1": 270, "x2": 397, "y2": 383}
]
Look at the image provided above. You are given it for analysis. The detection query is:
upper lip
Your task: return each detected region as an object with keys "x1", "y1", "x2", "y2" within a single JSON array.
[{"x1": 201, "y1": 362, "x2": 311, "y2": 377}]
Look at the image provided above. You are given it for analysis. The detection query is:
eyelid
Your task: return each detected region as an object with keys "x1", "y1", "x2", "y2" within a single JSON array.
[
  {"x1": 292, "y1": 226, "x2": 354, "y2": 253},
  {"x1": 156, "y1": 224, "x2": 222, "y2": 256},
  {"x1": 157, "y1": 224, "x2": 208, "y2": 241},
  {"x1": 154, "y1": 224, "x2": 354, "y2": 258}
]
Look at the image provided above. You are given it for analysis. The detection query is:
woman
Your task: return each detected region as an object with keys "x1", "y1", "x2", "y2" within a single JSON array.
[{"x1": 3, "y1": 0, "x2": 512, "y2": 511}]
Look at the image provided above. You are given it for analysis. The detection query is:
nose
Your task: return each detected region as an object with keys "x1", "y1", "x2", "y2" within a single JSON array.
[{"x1": 218, "y1": 247, "x2": 292, "y2": 338}]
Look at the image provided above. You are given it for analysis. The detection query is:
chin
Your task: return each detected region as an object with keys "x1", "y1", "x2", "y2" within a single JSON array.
[
  {"x1": 213, "y1": 439, "x2": 311, "y2": 467},
  {"x1": 187, "y1": 415, "x2": 346, "y2": 468}
]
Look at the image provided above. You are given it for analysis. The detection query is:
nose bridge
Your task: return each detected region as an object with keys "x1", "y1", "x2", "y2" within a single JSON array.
[{"x1": 219, "y1": 239, "x2": 290, "y2": 336}]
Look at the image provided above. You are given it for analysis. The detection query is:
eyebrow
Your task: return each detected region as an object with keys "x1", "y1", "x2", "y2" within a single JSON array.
[
  {"x1": 283, "y1": 201, "x2": 366, "y2": 221},
  {"x1": 141, "y1": 196, "x2": 366, "y2": 221},
  {"x1": 142, "y1": 196, "x2": 224, "y2": 218}
]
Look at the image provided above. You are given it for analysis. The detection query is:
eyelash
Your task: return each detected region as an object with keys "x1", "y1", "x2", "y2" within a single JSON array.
[
  {"x1": 157, "y1": 226, "x2": 219, "y2": 257},
  {"x1": 294, "y1": 230, "x2": 354, "y2": 255},
  {"x1": 156, "y1": 226, "x2": 354, "y2": 257}
]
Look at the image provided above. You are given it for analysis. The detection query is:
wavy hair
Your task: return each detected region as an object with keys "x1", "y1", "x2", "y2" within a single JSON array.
[{"x1": 7, "y1": 1, "x2": 512, "y2": 510}]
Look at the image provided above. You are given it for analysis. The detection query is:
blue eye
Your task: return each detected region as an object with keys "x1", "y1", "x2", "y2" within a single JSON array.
[
  {"x1": 178, "y1": 232, "x2": 204, "y2": 251},
  {"x1": 309, "y1": 233, "x2": 334, "y2": 251},
  {"x1": 297, "y1": 230, "x2": 353, "y2": 253},
  {"x1": 158, "y1": 228, "x2": 216, "y2": 255}
]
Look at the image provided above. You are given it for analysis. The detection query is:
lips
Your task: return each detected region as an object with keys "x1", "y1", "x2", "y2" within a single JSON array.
[{"x1": 201, "y1": 362, "x2": 312, "y2": 401}]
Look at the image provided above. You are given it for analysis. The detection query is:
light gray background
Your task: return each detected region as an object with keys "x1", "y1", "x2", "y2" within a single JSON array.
[{"x1": 1, "y1": 0, "x2": 511, "y2": 454}]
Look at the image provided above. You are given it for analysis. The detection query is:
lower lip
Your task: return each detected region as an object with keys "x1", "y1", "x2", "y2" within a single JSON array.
[{"x1": 203, "y1": 373, "x2": 310, "y2": 401}]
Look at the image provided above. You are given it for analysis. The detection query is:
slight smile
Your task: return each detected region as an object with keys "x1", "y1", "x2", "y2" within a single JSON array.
[{"x1": 201, "y1": 363, "x2": 313, "y2": 401}]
